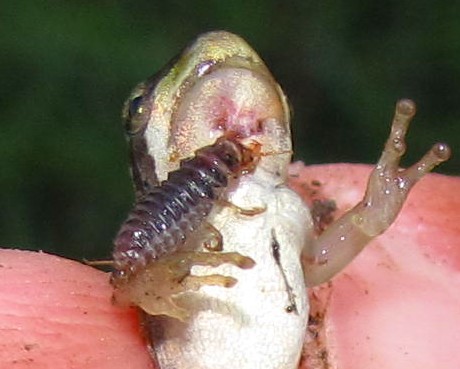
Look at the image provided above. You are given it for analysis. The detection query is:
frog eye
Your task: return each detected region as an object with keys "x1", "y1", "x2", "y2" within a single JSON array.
[
  {"x1": 129, "y1": 95, "x2": 144, "y2": 118},
  {"x1": 123, "y1": 92, "x2": 151, "y2": 135}
]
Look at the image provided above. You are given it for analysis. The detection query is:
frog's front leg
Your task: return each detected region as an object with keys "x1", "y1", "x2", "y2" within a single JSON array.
[
  {"x1": 303, "y1": 99, "x2": 451, "y2": 286},
  {"x1": 112, "y1": 250, "x2": 254, "y2": 321}
]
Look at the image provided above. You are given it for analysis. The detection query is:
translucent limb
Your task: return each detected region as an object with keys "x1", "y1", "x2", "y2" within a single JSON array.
[
  {"x1": 303, "y1": 99, "x2": 451, "y2": 286},
  {"x1": 112, "y1": 251, "x2": 255, "y2": 321}
]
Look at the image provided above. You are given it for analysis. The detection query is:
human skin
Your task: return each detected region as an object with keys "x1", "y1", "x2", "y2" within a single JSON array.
[
  {"x1": 290, "y1": 164, "x2": 460, "y2": 369},
  {"x1": 1, "y1": 163, "x2": 459, "y2": 369}
]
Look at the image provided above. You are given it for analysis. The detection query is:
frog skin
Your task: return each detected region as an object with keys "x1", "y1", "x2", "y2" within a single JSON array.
[{"x1": 112, "y1": 31, "x2": 450, "y2": 369}]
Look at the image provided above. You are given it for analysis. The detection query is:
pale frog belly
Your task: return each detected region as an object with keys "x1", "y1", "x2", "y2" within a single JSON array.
[{"x1": 152, "y1": 174, "x2": 313, "y2": 369}]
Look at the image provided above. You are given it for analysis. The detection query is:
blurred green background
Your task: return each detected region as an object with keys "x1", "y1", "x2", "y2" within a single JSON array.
[{"x1": 1, "y1": 1, "x2": 458, "y2": 261}]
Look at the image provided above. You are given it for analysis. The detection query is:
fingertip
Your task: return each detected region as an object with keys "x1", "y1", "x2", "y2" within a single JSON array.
[{"x1": 0, "y1": 249, "x2": 154, "y2": 369}]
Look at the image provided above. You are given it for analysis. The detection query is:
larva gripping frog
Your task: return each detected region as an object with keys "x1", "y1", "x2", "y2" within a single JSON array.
[{"x1": 111, "y1": 31, "x2": 450, "y2": 369}]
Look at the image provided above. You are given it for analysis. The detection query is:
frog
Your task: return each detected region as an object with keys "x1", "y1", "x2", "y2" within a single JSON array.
[{"x1": 111, "y1": 31, "x2": 450, "y2": 369}]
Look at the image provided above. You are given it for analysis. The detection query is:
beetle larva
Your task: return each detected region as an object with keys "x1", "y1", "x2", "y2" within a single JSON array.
[{"x1": 111, "y1": 135, "x2": 261, "y2": 283}]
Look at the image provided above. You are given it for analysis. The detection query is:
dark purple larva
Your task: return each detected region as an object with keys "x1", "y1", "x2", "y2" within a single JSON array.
[{"x1": 111, "y1": 136, "x2": 260, "y2": 283}]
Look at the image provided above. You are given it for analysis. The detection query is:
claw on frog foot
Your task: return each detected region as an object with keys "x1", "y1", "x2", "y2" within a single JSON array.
[{"x1": 112, "y1": 251, "x2": 255, "y2": 321}]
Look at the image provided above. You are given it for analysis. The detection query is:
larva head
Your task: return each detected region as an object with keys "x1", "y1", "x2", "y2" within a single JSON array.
[
  {"x1": 123, "y1": 31, "x2": 292, "y2": 189},
  {"x1": 205, "y1": 135, "x2": 262, "y2": 176}
]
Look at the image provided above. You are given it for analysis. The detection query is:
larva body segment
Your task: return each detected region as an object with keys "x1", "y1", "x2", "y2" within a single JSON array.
[{"x1": 111, "y1": 136, "x2": 259, "y2": 283}]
